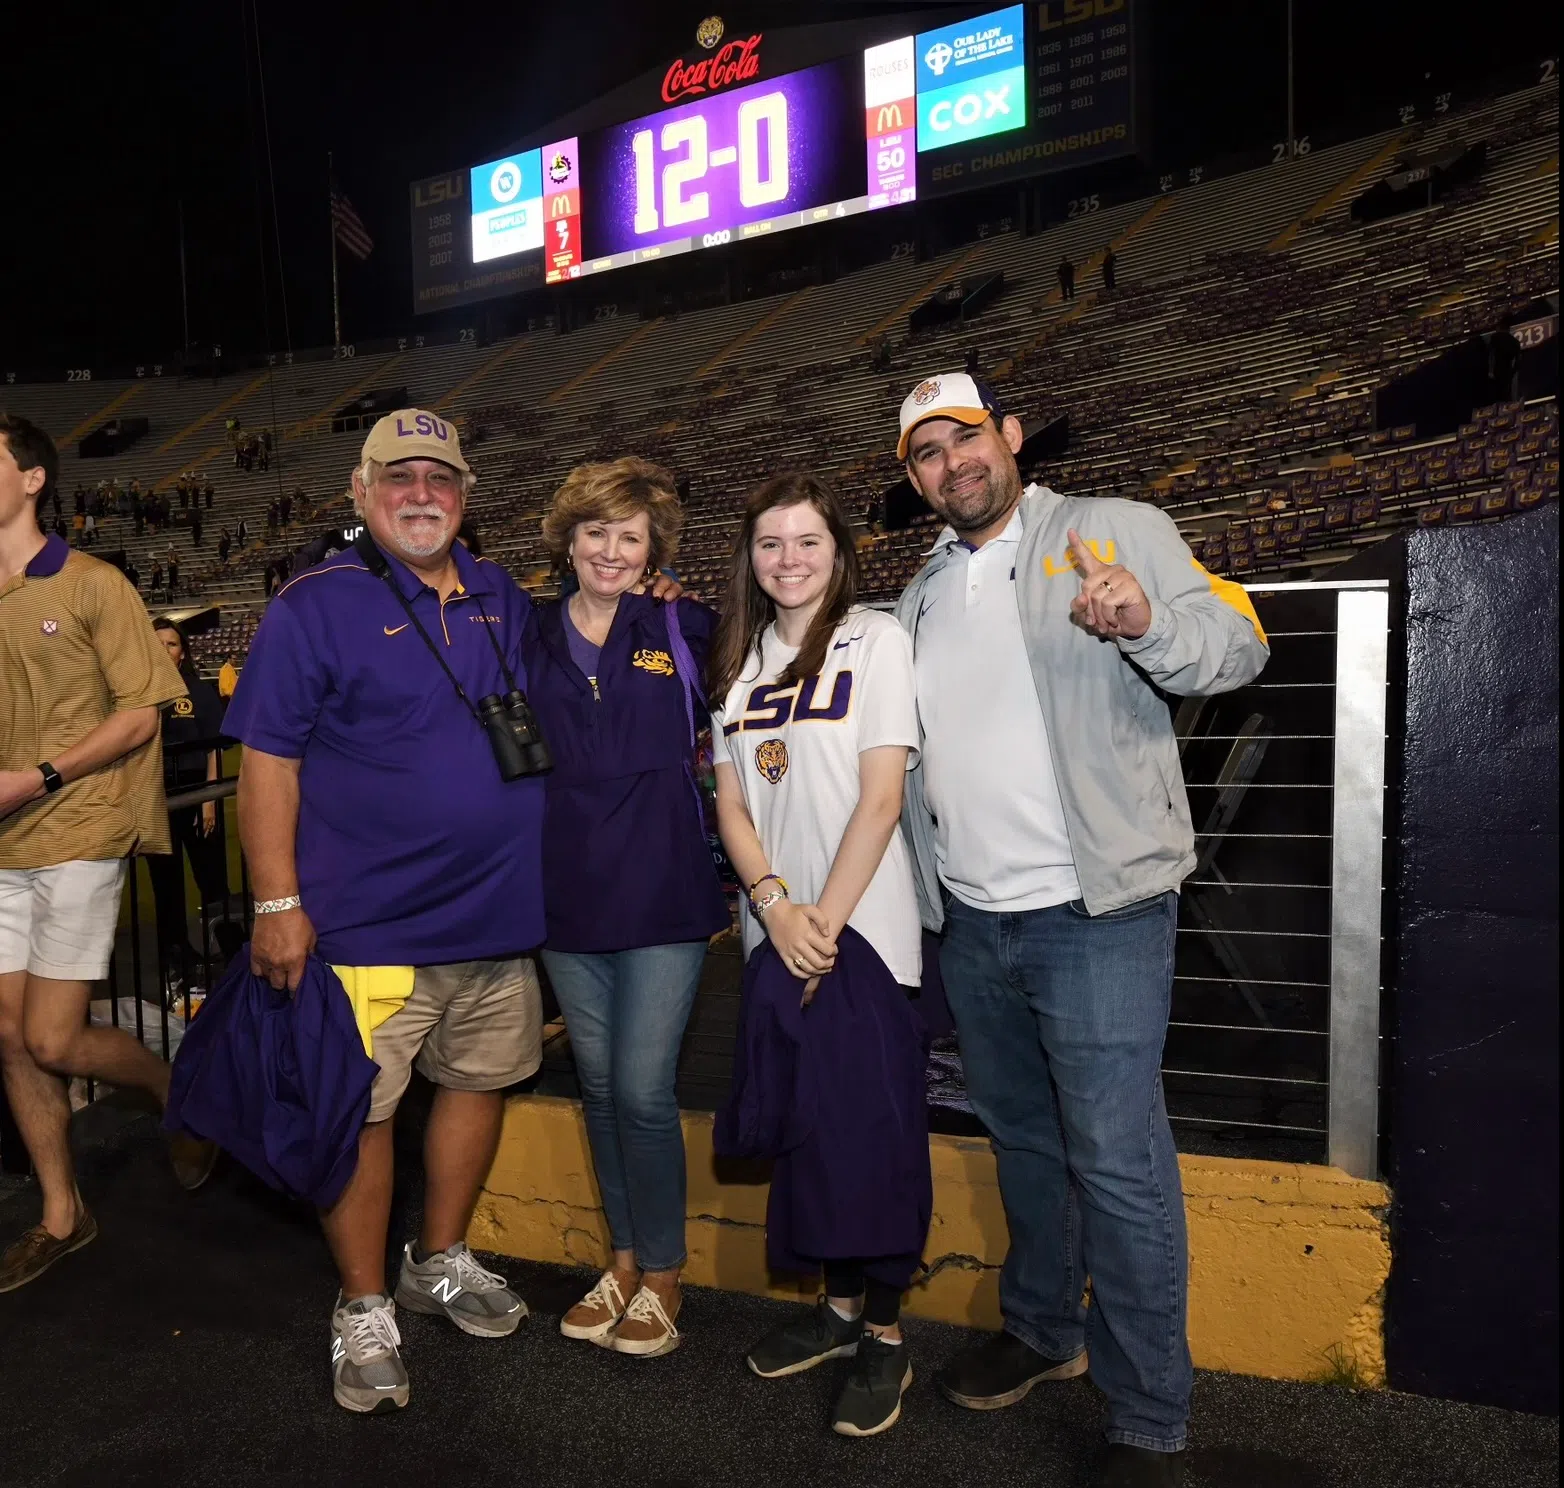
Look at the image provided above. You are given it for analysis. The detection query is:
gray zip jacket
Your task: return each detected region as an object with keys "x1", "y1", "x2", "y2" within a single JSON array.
[{"x1": 894, "y1": 484, "x2": 1270, "y2": 928}]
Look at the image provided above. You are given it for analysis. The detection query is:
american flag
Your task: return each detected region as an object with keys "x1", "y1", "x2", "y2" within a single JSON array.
[{"x1": 331, "y1": 189, "x2": 374, "y2": 261}]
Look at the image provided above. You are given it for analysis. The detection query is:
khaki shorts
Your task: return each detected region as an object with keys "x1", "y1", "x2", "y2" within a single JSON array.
[{"x1": 367, "y1": 957, "x2": 542, "y2": 1122}]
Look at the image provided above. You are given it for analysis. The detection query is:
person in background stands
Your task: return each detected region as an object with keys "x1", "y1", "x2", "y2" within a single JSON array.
[
  {"x1": 149, "y1": 559, "x2": 165, "y2": 601},
  {"x1": 1102, "y1": 245, "x2": 1118, "y2": 295},
  {"x1": 0, "y1": 413, "x2": 216, "y2": 1295},
  {"x1": 892, "y1": 372, "x2": 1270, "y2": 1488},
  {"x1": 525, "y1": 458, "x2": 728, "y2": 1360},
  {"x1": 225, "y1": 410, "x2": 543, "y2": 1414},
  {"x1": 191, "y1": 510, "x2": 204, "y2": 548},
  {"x1": 167, "y1": 549, "x2": 180, "y2": 602},
  {"x1": 710, "y1": 472, "x2": 929, "y2": 1438},
  {"x1": 1057, "y1": 255, "x2": 1076, "y2": 301},
  {"x1": 218, "y1": 528, "x2": 232, "y2": 564},
  {"x1": 236, "y1": 516, "x2": 249, "y2": 546},
  {"x1": 147, "y1": 618, "x2": 228, "y2": 1003}
]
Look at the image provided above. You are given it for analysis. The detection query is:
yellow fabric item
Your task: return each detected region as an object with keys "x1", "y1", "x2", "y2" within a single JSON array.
[
  {"x1": 218, "y1": 660, "x2": 239, "y2": 698},
  {"x1": 330, "y1": 965, "x2": 416, "y2": 1059},
  {"x1": 1192, "y1": 559, "x2": 1268, "y2": 646}
]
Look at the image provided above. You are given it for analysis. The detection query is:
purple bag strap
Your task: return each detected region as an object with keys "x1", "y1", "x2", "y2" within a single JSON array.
[
  {"x1": 662, "y1": 599, "x2": 700, "y2": 749},
  {"x1": 663, "y1": 600, "x2": 711, "y2": 826}
]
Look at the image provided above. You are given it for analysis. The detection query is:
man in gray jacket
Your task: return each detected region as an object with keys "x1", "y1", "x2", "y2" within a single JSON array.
[{"x1": 892, "y1": 373, "x2": 1268, "y2": 1488}]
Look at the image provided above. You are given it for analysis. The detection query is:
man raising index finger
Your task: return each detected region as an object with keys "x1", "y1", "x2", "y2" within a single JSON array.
[
  {"x1": 892, "y1": 371, "x2": 1269, "y2": 1488},
  {"x1": 1067, "y1": 526, "x2": 1152, "y2": 640}
]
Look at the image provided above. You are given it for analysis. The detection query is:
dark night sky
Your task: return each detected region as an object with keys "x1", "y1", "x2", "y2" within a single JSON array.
[{"x1": 3, "y1": 1, "x2": 1554, "y2": 372}]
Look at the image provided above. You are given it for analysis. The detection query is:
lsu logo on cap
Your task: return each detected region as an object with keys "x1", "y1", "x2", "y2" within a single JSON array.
[
  {"x1": 633, "y1": 648, "x2": 675, "y2": 677},
  {"x1": 910, "y1": 378, "x2": 943, "y2": 406},
  {"x1": 395, "y1": 412, "x2": 450, "y2": 443},
  {"x1": 754, "y1": 738, "x2": 789, "y2": 784}
]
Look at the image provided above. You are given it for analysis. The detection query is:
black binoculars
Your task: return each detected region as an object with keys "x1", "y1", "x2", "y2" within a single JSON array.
[{"x1": 478, "y1": 690, "x2": 554, "y2": 781}]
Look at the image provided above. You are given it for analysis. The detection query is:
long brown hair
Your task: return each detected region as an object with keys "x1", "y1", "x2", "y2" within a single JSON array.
[{"x1": 707, "y1": 472, "x2": 860, "y2": 705}]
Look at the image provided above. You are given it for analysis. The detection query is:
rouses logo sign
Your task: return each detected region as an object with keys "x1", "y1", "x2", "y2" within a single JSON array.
[
  {"x1": 915, "y1": 4, "x2": 1027, "y2": 152},
  {"x1": 469, "y1": 149, "x2": 543, "y2": 263},
  {"x1": 662, "y1": 34, "x2": 762, "y2": 103}
]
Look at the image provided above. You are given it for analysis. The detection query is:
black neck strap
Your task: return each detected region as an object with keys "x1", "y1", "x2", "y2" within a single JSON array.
[{"x1": 352, "y1": 533, "x2": 522, "y2": 718}]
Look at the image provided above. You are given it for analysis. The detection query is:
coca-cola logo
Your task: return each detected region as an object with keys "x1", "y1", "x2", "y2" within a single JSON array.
[{"x1": 662, "y1": 34, "x2": 762, "y2": 103}]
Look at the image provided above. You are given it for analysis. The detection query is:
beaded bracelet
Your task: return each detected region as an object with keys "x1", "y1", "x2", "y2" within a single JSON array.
[{"x1": 747, "y1": 872, "x2": 788, "y2": 902}]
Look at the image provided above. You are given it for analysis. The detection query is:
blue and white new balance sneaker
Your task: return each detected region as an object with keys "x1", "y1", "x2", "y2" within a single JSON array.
[{"x1": 393, "y1": 1242, "x2": 528, "y2": 1338}]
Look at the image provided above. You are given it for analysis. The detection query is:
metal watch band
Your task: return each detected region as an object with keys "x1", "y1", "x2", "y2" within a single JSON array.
[
  {"x1": 38, "y1": 762, "x2": 64, "y2": 795},
  {"x1": 253, "y1": 895, "x2": 303, "y2": 916}
]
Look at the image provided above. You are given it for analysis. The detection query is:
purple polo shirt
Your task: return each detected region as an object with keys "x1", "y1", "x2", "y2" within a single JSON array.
[{"x1": 224, "y1": 538, "x2": 544, "y2": 965}]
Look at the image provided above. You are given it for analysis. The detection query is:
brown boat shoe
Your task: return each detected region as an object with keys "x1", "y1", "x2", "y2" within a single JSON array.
[
  {"x1": 610, "y1": 1282, "x2": 682, "y2": 1357},
  {"x1": 0, "y1": 1208, "x2": 98, "y2": 1293},
  {"x1": 560, "y1": 1268, "x2": 634, "y2": 1343}
]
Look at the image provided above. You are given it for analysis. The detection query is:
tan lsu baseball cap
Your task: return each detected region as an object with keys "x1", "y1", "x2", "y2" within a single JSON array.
[{"x1": 361, "y1": 408, "x2": 470, "y2": 473}]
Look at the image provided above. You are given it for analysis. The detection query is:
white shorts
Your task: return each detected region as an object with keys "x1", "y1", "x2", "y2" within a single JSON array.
[{"x1": 0, "y1": 860, "x2": 128, "y2": 981}]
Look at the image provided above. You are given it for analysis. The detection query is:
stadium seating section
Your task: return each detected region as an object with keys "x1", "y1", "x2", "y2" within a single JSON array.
[{"x1": 7, "y1": 81, "x2": 1557, "y2": 676}]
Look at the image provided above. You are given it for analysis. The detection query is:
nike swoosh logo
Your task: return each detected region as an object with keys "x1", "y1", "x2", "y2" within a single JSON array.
[
  {"x1": 383, "y1": 624, "x2": 408, "y2": 636},
  {"x1": 918, "y1": 598, "x2": 936, "y2": 620}
]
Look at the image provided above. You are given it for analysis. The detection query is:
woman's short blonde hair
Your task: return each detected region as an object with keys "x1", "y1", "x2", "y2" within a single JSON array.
[{"x1": 541, "y1": 456, "x2": 685, "y2": 572}]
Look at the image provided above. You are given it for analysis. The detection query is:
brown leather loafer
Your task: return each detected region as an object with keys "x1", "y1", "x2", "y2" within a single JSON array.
[
  {"x1": 0, "y1": 1209, "x2": 98, "y2": 1293},
  {"x1": 167, "y1": 1130, "x2": 220, "y2": 1191}
]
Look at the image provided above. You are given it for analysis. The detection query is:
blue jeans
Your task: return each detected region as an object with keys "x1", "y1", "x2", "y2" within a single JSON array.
[
  {"x1": 940, "y1": 892, "x2": 1191, "y2": 1453},
  {"x1": 540, "y1": 942, "x2": 707, "y2": 1272}
]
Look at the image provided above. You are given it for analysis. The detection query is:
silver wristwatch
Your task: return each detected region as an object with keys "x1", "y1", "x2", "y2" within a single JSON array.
[{"x1": 253, "y1": 895, "x2": 303, "y2": 915}]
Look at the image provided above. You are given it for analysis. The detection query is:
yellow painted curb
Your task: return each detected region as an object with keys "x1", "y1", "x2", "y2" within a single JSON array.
[{"x1": 471, "y1": 1096, "x2": 1390, "y2": 1386}]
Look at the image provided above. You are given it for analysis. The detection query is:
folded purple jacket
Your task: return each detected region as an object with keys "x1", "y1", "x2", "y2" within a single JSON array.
[
  {"x1": 164, "y1": 951, "x2": 377, "y2": 1208},
  {"x1": 717, "y1": 927, "x2": 932, "y2": 1289}
]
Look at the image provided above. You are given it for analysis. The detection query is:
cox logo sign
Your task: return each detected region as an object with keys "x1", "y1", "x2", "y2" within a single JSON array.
[{"x1": 928, "y1": 82, "x2": 1012, "y2": 133}]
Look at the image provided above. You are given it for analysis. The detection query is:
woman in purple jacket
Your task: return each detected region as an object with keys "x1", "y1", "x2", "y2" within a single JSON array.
[{"x1": 524, "y1": 457, "x2": 728, "y2": 1359}]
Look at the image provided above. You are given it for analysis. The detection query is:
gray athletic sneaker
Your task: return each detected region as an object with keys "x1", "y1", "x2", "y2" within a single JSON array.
[
  {"x1": 330, "y1": 1293, "x2": 408, "y2": 1414},
  {"x1": 393, "y1": 1242, "x2": 528, "y2": 1337}
]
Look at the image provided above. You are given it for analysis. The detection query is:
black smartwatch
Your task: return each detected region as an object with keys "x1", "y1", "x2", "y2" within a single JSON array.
[{"x1": 38, "y1": 762, "x2": 64, "y2": 795}]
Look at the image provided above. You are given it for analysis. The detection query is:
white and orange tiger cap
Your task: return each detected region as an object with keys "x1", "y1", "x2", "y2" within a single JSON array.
[{"x1": 896, "y1": 371, "x2": 1005, "y2": 459}]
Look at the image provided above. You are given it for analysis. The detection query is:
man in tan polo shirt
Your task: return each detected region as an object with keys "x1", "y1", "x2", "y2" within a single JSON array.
[{"x1": 0, "y1": 413, "x2": 215, "y2": 1293}]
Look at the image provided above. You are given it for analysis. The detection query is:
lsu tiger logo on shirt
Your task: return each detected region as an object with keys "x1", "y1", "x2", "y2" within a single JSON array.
[
  {"x1": 754, "y1": 738, "x2": 789, "y2": 784},
  {"x1": 632, "y1": 648, "x2": 675, "y2": 677}
]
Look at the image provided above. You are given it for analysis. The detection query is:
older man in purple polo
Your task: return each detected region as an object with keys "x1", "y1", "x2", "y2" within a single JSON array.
[{"x1": 225, "y1": 410, "x2": 544, "y2": 1414}]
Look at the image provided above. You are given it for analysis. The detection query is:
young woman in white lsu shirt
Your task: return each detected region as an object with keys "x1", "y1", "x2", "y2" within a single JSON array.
[{"x1": 708, "y1": 472, "x2": 925, "y2": 1438}]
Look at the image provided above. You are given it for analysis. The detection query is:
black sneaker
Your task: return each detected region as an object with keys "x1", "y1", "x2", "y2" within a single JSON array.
[
  {"x1": 831, "y1": 1334, "x2": 913, "y2": 1437},
  {"x1": 937, "y1": 1329, "x2": 1087, "y2": 1409},
  {"x1": 747, "y1": 1298, "x2": 862, "y2": 1378},
  {"x1": 1094, "y1": 1444, "x2": 1186, "y2": 1487}
]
